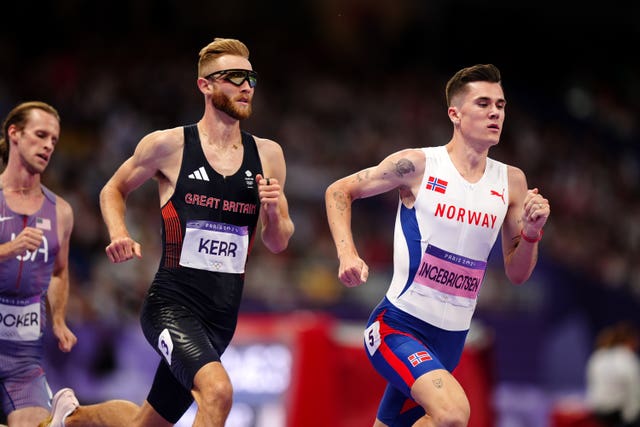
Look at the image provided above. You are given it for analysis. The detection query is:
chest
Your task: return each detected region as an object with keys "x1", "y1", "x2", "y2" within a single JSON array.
[
  {"x1": 201, "y1": 144, "x2": 244, "y2": 178},
  {"x1": 2, "y1": 193, "x2": 45, "y2": 216},
  {"x1": 415, "y1": 167, "x2": 509, "y2": 237}
]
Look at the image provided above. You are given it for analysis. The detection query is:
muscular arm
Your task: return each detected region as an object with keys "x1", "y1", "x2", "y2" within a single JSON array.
[
  {"x1": 325, "y1": 149, "x2": 424, "y2": 286},
  {"x1": 501, "y1": 166, "x2": 550, "y2": 284},
  {"x1": 47, "y1": 197, "x2": 77, "y2": 352},
  {"x1": 99, "y1": 128, "x2": 182, "y2": 262},
  {"x1": 255, "y1": 137, "x2": 294, "y2": 253}
]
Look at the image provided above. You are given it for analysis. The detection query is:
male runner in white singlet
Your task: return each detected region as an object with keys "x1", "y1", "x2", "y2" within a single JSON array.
[{"x1": 326, "y1": 64, "x2": 550, "y2": 427}]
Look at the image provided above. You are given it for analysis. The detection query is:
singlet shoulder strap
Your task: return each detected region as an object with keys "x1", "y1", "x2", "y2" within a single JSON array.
[
  {"x1": 183, "y1": 124, "x2": 199, "y2": 147},
  {"x1": 240, "y1": 130, "x2": 259, "y2": 155},
  {"x1": 40, "y1": 184, "x2": 57, "y2": 204}
]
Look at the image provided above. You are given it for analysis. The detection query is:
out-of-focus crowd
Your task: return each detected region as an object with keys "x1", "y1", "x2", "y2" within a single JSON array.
[
  {"x1": 2, "y1": 57, "x2": 640, "y2": 321},
  {"x1": 1, "y1": 34, "x2": 638, "y2": 328},
  {"x1": 1, "y1": 4, "x2": 638, "y2": 418}
]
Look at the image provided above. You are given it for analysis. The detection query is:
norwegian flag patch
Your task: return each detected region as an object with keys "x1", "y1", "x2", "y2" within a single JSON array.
[
  {"x1": 408, "y1": 350, "x2": 432, "y2": 367},
  {"x1": 426, "y1": 176, "x2": 448, "y2": 194}
]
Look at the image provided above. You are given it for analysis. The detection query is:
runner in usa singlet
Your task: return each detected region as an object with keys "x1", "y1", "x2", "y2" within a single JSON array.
[
  {"x1": 0, "y1": 185, "x2": 59, "y2": 414},
  {"x1": 0, "y1": 186, "x2": 59, "y2": 341}
]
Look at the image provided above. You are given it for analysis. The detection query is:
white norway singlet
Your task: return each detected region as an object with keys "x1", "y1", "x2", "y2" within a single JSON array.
[{"x1": 387, "y1": 146, "x2": 509, "y2": 331}]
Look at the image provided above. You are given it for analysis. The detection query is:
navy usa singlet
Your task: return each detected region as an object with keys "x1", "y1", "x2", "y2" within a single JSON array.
[{"x1": 141, "y1": 125, "x2": 262, "y2": 421}]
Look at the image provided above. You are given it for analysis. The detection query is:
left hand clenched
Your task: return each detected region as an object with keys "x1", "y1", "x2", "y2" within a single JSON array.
[
  {"x1": 256, "y1": 173, "x2": 280, "y2": 214},
  {"x1": 522, "y1": 188, "x2": 550, "y2": 231},
  {"x1": 53, "y1": 323, "x2": 77, "y2": 353}
]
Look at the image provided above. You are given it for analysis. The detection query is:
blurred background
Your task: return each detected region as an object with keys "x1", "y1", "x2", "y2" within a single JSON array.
[{"x1": 1, "y1": 1, "x2": 639, "y2": 426}]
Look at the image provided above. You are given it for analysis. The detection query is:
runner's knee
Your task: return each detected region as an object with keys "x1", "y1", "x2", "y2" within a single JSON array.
[{"x1": 194, "y1": 377, "x2": 233, "y2": 413}]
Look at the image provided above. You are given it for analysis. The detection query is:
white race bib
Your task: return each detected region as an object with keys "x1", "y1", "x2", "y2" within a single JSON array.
[
  {"x1": 364, "y1": 321, "x2": 381, "y2": 357},
  {"x1": 0, "y1": 295, "x2": 41, "y2": 341},
  {"x1": 179, "y1": 220, "x2": 249, "y2": 273}
]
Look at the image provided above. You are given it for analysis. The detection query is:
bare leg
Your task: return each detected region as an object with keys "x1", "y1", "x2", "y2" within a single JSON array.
[
  {"x1": 55, "y1": 399, "x2": 173, "y2": 427},
  {"x1": 8, "y1": 406, "x2": 49, "y2": 427},
  {"x1": 410, "y1": 370, "x2": 469, "y2": 427},
  {"x1": 133, "y1": 401, "x2": 174, "y2": 427},
  {"x1": 412, "y1": 415, "x2": 435, "y2": 426},
  {"x1": 373, "y1": 416, "x2": 435, "y2": 427},
  {"x1": 64, "y1": 400, "x2": 141, "y2": 427},
  {"x1": 191, "y1": 362, "x2": 233, "y2": 427}
]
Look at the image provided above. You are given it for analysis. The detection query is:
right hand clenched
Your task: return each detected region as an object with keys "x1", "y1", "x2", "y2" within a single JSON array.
[
  {"x1": 105, "y1": 236, "x2": 142, "y2": 263},
  {"x1": 12, "y1": 227, "x2": 44, "y2": 256}
]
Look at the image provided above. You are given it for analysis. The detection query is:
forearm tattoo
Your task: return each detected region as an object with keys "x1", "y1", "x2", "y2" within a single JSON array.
[
  {"x1": 356, "y1": 169, "x2": 371, "y2": 182},
  {"x1": 331, "y1": 191, "x2": 349, "y2": 211}
]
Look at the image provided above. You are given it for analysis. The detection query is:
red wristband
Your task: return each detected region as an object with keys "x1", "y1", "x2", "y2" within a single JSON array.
[{"x1": 520, "y1": 229, "x2": 543, "y2": 243}]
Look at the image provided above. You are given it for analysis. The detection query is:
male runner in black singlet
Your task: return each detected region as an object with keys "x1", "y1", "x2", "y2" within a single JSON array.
[{"x1": 44, "y1": 37, "x2": 294, "y2": 427}]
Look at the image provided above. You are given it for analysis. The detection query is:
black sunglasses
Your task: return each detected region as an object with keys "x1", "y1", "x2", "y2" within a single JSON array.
[{"x1": 205, "y1": 69, "x2": 258, "y2": 88}]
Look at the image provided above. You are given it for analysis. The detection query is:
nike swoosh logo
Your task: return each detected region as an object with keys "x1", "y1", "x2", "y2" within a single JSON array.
[{"x1": 0, "y1": 216, "x2": 15, "y2": 222}]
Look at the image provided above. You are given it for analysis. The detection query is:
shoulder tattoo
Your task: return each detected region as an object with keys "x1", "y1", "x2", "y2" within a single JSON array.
[{"x1": 394, "y1": 158, "x2": 415, "y2": 177}]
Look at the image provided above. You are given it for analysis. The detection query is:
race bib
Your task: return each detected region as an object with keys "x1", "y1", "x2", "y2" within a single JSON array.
[
  {"x1": 179, "y1": 220, "x2": 249, "y2": 273},
  {"x1": 364, "y1": 321, "x2": 381, "y2": 357},
  {"x1": 0, "y1": 295, "x2": 41, "y2": 341},
  {"x1": 413, "y1": 245, "x2": 486, "y2": 300},
  {"x1": 158, "y1": 328, "x2": 173, "y2": 365}
]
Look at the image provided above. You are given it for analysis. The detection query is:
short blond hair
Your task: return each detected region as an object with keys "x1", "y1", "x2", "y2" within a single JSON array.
[{"x1": 198, "y1": 38, "x2": 250, "y2": 77}]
